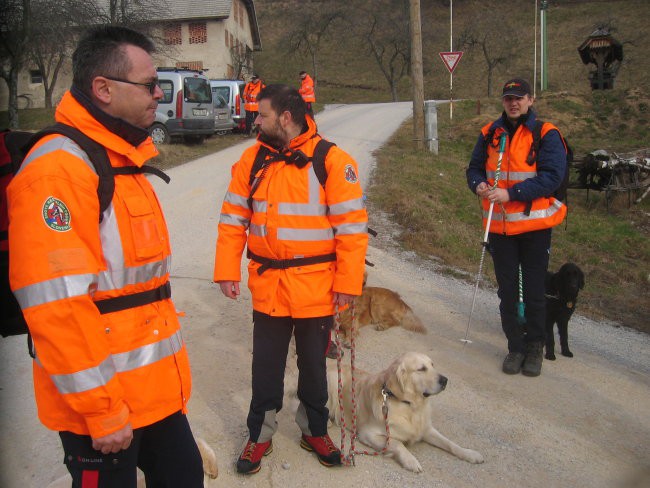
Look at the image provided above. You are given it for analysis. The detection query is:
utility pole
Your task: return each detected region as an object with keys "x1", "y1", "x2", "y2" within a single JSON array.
[
  {"x1": 540, "y1": 0, "x2": 548, "y2": 91},
  {"x1": 410, "y1": 0, "x2": 424, "y2": 149}
]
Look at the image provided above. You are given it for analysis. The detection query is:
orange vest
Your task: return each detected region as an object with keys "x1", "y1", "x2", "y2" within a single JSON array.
[
  {"x1": 299, "y1": 75, "x2": 316, "y2": 103},
  {"x1": 214, "y1": 116, "x2": 367, "y2": 317},
  {"x1": 481, "y1": 121, "x2": 567, "y2": 235},
  {"x1": 7, "y1": 91, "x2": 192, "y2": 438},
  {"x1": 244, "y1": 81, "x2": 264, "y2": 111}
]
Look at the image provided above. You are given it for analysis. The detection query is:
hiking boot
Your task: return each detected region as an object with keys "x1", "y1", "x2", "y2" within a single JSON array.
[
  {"x1": 502, "y1": 352, "x2": 526, "y2": 375},
  {"x1": 522, "y1": 342, "x2": 544, "y2": 377},
  {"x1": 300, "y1": 434, "x2": 342, "y2": 467},
  {"x1": 236, "y1": 439, "x2": 273, "y2": 474}
]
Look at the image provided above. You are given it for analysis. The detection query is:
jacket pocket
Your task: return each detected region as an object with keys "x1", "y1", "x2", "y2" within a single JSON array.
[{"x1": 123, "y1": 195, "x2": 164, "y2": 260}]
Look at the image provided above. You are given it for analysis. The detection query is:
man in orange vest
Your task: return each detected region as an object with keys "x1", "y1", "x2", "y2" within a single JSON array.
[
  {"x1": 243, "y1": 74, "x2": 264, "y2": 136},
  {"x1": 298, "y1": 71, "x2": 316, "y2": 117},
  {"x1": 214, "y1": 84, "x2": 367, "y2": 474},
  {"x1": 7, "y1": 26, "x2": 203, "y2": 486},
  {"x1": 466, "y1": 78, "x2": 568, "y2": 378}
]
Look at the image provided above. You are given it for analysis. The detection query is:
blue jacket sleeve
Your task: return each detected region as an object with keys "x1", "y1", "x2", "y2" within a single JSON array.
[
  {"x1": 466, "y1": 133, "x2": 489, "y2": 194},
  {"x1": 508, "y1": 129, "x2": 566, "y2": 202}
]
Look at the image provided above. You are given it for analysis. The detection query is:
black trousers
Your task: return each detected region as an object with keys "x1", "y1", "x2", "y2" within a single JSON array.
[
  {"x1": 248, "y1": 311, "x2": 332, "y2": 442},
  {"x1": 59, "y1": 411, "x2": 203, "y2": 488},
  {"x1": 245, "y1": 110, "x2": 258, "y2": 133},
  {"x1": 488, "y1": 228, "x2": 552, "y2": 354}
]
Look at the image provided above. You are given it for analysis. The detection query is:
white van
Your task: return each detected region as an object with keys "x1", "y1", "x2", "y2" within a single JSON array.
[
  {"x1": 149, "y1": 68, "x2": 214, "y2": 144},
  {"x1": 209, "y1": 79, "x2": 246, "y2": 132}
]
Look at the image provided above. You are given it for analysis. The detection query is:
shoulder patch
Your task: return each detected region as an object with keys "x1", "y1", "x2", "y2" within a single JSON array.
[
  {"x1": 42, "y1": 196, "x2": 71, "y2": 232},
  {"x1": 344, "y1": 164, "x2": 358, "y2": 184}
]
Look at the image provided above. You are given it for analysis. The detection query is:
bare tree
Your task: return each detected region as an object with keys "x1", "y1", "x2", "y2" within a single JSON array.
[
  {"x1": 458, "y1": 3, "x2": 517, "y2": 97},
  {"x1": 230, "y1": 41, "x2": 252, "y2": 80},
  {"x1": 352, "y1": 0, "x2": 410, "y2": 102},
  {"x1": 0, "y1": 0, "x2": 31, "y2": 128}
]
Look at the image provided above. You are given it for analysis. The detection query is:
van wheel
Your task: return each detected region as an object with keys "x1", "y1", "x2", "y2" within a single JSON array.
[{"x1": 149, "y1": 123, "x2": 170, "y2": 144}]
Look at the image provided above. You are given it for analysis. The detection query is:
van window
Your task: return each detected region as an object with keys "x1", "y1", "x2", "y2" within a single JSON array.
[
  {"x1": 159, "y1": 80, "x2": 174, "y2": 104},
  {"x1": 211, "y1": 86, "x2": 230, "y2": 103},
  {"x1": 184, "y1": 78, "x2": 211, "y2": 103}
]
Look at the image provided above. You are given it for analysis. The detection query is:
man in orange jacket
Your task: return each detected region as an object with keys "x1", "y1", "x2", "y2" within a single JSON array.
[
  {"x1": 243, "y1": 74, "x2": 264, "y2": 136},
  {"x1": 7, "y1": 26, "x2": 203, "y2": 486},
  {"x1": 466, "y1": 78, "x2": 568, "y2": 378},
  {"x1": 214, "y1": 84, "x2": 367, "y2": 474},
  {"x1": 298, "y1": 71, "x2": 316, "y2": 117}
]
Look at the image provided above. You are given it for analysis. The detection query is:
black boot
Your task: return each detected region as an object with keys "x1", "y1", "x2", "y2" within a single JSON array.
[{"x1": 522, "y1": 342, "x2": 544, "y2": 377}]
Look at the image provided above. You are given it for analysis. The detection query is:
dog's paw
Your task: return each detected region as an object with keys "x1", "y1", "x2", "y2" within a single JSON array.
[
  {"x1": 561, "y1": 350, "x2": 574, "y2": 358},
  {"x1": 461, "y1": 448, "x2": 484, "y2": 464},
  {"x1": 545, "y1": 352, "x2": 556, "y2": 360},
  {"x1": 400, "y1": 453, "x2": 423, "y2": 473}
]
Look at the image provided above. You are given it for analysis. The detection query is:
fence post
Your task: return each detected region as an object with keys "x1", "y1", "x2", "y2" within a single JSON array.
[{"x1": 424, "y1": 100, "x2": 438, "y2": 154}]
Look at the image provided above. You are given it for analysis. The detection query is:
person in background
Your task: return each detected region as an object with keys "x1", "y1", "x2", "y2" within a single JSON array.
[
  {"x1": 7, "y1": 25, "x2": 203, "y2": 487},
  {"x1": 243, "y1": 74, "x2": 265, "y2": 136},
  {"x1": 298, "y1": 70, "x2": 316, "y2": 118},
  {"x1": 214, "y1": 84, "x2": 367, "y2": 474},
  {"x1": 466, "y1": 78, "x2": 568, "y2": 378}
]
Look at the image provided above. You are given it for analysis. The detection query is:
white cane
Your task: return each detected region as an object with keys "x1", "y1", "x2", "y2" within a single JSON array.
[{"x1": 462, "y1": 132, "x2": 507, "y2": 344}]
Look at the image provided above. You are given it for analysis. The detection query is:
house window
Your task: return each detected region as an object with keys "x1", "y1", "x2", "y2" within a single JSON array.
[
  {"x1": 176, "y1": 61, "x2": 204, "y2": 71},
  {"x1": 29, "y1": 69, "x2": 43, "y2": 84},
  {"x1": 164, "y1": 23, "x2": 182, "y2": 45},
  {"x1": 189, "y1": 22, "x2": 207, "y2": 44}
]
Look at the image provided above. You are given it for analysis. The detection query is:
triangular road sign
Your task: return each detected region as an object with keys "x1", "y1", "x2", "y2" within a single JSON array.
[{"x1": 439, "y1": 51, "x2": 464, "y2": 73}]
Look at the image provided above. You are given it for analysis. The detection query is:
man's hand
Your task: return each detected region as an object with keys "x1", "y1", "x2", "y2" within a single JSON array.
[
  {"x1": 92, "y1": 424, "x2": 133, "y2": 454},
  {"x1": 333, "y1": 292, "x2": 356, "y2": 308},
  {"x1": 219, "y1": 280, "x2": 240, "y2": 299}
]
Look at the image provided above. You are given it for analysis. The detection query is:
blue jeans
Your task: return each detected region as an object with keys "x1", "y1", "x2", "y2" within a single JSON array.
[{"x1": 488, "y1": 228, "x2": 552, "y2": 353}]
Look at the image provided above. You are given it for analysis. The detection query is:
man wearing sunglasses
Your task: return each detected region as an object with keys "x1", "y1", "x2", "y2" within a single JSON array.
[{"x1": 7, "y1": 25, "x2": 204, "y2": 486}]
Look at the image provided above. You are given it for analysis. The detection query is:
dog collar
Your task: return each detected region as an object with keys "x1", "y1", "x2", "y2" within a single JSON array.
[{"x1": 381, "y1": 384, "x2": 411, "y2": 406}]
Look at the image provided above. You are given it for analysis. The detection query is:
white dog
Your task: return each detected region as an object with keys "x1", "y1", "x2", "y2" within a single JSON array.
[{"x1": 327, "y1": 351, "x2": 484, "y2": 472}]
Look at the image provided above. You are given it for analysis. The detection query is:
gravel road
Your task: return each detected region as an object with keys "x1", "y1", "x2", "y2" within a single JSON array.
[{"x1": 1, "y1": 102, "x2": 648, "y2": 488}]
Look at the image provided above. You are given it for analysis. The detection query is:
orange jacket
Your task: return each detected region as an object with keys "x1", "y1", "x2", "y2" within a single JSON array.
[
  {"x1": 244, "y1": 80, "x2": 264, "y2": 111},
  {"x1": 214, "y1": 116, "x2": 368, "y2": 317},
  {"x1": 7, "y1": 91, "x2": 192, "y2": 438},
  {"x1": 299, "y1": 74, "x2": 316, "y2": 103},
  {"x1": 481, "y1": 121, "x2": 567, "y2": 235}
]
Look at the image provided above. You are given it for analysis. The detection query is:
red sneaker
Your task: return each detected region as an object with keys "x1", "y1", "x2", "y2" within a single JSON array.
[
  {"x1": 300, "y1": 434, "x2": 342, "y2": 467},
  {"x1": 236, "y1": 439, "x2": 273, "y2": 474}
]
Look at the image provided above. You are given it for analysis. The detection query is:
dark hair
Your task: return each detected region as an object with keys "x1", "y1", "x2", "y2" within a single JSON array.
[
  {"x1": 72, "y1": 25, "x2": 156, "y2": 97},
  {"x1": 299, "y1": 71, "x2": 307, "y2": 76},
  {"x1": 258, "y1": 84, "x2": 307, "y2": 125}
]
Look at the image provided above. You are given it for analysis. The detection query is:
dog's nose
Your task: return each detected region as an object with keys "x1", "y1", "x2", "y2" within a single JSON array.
[{"x1": 439, "y1": 375, "x2": 448, "y2": 389}]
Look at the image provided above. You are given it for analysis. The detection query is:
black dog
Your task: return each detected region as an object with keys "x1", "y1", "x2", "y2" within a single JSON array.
[{"x1": 544, "y1": 263, "x2": 585, "y2": 360}]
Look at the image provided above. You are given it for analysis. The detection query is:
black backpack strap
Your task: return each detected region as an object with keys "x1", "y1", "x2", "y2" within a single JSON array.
[
  {"x1": 248, "y1": 145, "x2": 273, "y2": 209},
  {"x1": 311, "y1": 138, "x2": 336, "y2": 188},
  {"x1": 526, "y1": 120, "x2": 544, "y2": 166},
  {"x1": 113, "y1": 165, "x2": 170, "y2": 184}
]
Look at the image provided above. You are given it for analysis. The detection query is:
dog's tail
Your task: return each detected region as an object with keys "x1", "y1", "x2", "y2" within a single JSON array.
[
  {"x1": 400, "y1": 307, "x2": 427, "y2": 334},
  {"x1": 196, "y1": 437, "x2": 219, "y2": 479}
]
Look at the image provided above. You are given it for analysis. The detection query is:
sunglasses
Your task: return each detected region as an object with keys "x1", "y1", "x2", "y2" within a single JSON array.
[{"x1": 104, "y1": 76, "x2": 159, "y2": 95}]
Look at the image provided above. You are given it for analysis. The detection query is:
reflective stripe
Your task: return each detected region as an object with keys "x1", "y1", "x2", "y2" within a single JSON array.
[
  {"x1": 329, "y1": 197, "x2": 365, "y2": 216},
  {"x1": 333, "y1": 222, "x2": 368, "y2": 236},
  {"x1": 252, "y1": 200, "x2": 267, "y2": 213},
  {"x1": 97, "y1": 256, "x2": 170, "y2": 292},
  {"x1": 18, "y1": 136, "x2": 94, "y2": 175},
  {"x1": 484, "y1": 200, "x2": 564, "y2": 222},
  {"x1": 224, "y1": 191, "x2": 249, "y2": 210},
  {"x1": 278, "y1": 227, "x2": 334, "y2": 241},
  {"x1": 49, "y1": 330, "x2": 184, "y2": 394},
  {"x1": 250, "y1": 223, "x2": 267, "y2": 236},
  {"x1": 13, "y1": 273, "x2": 97, "y2": 309},
  {"x1": 279, "y1": 202, "x2": 327, "y2": 216},
  {"x1": 99, "y1": 204, "x2": 125, "y2": 269},
  {"x1": 487, "y1": 170, "x2": 537, "y2": 181},
  {"x1": 219, "y1": 212, "x2": 250, "y2": 227}
]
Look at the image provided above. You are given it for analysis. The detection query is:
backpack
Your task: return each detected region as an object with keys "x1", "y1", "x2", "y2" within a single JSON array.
[
  {"x1": 484, "y1": 120, "x2": 573, "y2": 202},
  {"x1": 0, "y1": 123, "x2": 169, "y2": 346},
  {"x1": 247, "y1": 138, "x2": 336, "y2": 209}
]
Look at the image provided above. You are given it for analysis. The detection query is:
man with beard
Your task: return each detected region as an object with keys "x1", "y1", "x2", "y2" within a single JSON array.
[{"x1": 213, "y1": 84, "x2": 368, "y2": 474}]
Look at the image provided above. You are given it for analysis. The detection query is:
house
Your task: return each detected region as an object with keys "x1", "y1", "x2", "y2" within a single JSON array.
[{"x1": 0, "y1": 0, "x2": 261, "y2": 110}]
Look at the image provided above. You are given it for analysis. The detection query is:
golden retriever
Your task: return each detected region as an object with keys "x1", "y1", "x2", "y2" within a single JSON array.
[
  {"x1": 327, "y1": 352, "x2": 484, "y2": 472},
  {"x1": 337, "y1": 286, "x2": 427, "y2": 346}
]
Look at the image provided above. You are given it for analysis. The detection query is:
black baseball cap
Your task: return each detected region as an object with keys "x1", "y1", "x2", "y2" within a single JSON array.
[{"x1": 502, "y1": 78, "x2": 531, "y2": 97}]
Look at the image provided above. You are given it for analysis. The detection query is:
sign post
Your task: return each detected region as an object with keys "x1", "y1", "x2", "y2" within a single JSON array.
[{"x1": 439, "y1": 51, "x2": 463, "y2": 120}]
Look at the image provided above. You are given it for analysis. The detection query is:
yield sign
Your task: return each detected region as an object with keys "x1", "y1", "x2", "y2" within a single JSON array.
[{"x1": 439, "y1": 51, "x2": 464, "y2": 73}]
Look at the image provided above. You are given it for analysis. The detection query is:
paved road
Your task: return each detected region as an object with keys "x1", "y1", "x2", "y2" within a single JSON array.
[{"x1": 2, "y1": 102, "x2": 649, "y2": 488}]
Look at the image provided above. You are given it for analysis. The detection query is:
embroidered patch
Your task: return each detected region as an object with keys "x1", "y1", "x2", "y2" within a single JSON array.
[
  {"x1": 42, "y1": 196, "x2": 71, "y2": 232},
  {"x1": 344, "y1": 164, "x2": 358, "y2": 184}
]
